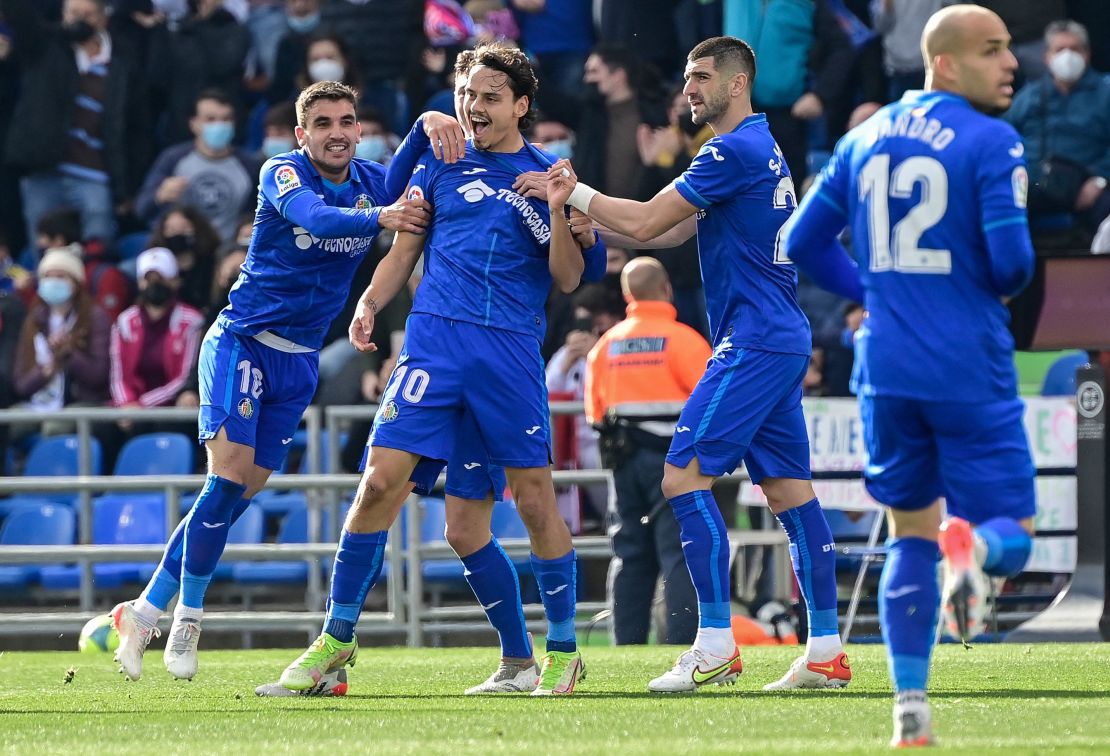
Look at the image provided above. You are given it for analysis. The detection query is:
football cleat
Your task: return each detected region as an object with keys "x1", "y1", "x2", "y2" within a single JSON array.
[
  {"x1": 163, "y1": 616, "x2": 201, "y2": 680},
  {"x1": 280, "y1": 632, "x2": 358, "y2": 691},
  {"x1": 111, "y1": 601, "x2": 160, "y2": 681},
  {"x1": 531, "y1": 650, "x2": 585, "y2": 696},
  {"x1": 939, "y1": 517, "x2": 989, "y2": 642},
  {"x1": 648, "y1": 646, "x2": 743, "y2": 693},
  {"x1": 256, "y1": 669, "x2": 349, "y2": 697},
  {"x1": 891, "y1": 694, "x2": 935, "y2": 748},
  {"x1": 762, "y1": 651, "x2": 852, "y2": 690},
  {"x1": 465, "y1": 659, "x2": 540, "y2": 694}
]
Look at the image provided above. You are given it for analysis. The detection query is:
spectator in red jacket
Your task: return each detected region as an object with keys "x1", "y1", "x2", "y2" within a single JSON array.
[{"x1": 110, "y1": 246, "x2": 204, "y2": 409}]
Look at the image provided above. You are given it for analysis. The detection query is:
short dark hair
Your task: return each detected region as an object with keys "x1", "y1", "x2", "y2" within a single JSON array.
[
  {"x1": 295, "y1": 80, "x2": 359, "y2": 128},
  {"x1": 688, "y1": 36, "x2": 756, "y2": 84},
  {"x1": 36, "y1": 208, "x2": 81, "y2": 245},
  {"x1": 263, "y1": 101, "x2": 297, "y2": 132},
  {"x1": 471, "y1": 42, "x2": 539, "y2": 131},
  {"x1": 194, "y1": 88, "x2": 235, "y2": 116}
]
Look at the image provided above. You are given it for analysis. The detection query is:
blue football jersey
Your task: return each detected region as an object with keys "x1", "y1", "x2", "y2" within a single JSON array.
[
  {"x1": 807, "y1": 91, "x2": 1030, "y2": 401},
  {"x1": 673, "y1": 113, "x2": 811, "y2": 355},
  {"x1": 405, "y1": 141, "x2": 564, "y2": 341},
  {"x1": 219, "y1": 150, "x2": 387, "y2": 350}
]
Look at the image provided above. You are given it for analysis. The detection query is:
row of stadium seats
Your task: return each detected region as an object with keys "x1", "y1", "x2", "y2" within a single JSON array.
[{"x1": 0, "y1": 495, "x2": 534, "y2": 594}]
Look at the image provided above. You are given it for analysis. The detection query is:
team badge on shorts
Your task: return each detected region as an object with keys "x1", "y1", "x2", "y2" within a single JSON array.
[
  {"x1": 355, "y1": 194, "x2": 371, "y2": 210},
  {"x1": 275, "y1": 165, "x2": 301, "y2": 197},
  {"x1": 379, "y1": 400, "x2": 399, "y2": 423},
  {"x1": 238, "y1": 398, "x2": 254, "y2": 419}
]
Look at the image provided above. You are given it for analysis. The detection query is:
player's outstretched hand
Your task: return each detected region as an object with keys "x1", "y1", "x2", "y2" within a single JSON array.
[
  {"x1": 513, "y1": 170, "x2": 548, "y2": 200},
  {"x1": 422, "y1": 111, "x2": 466, "y2": 163},
  {"x1": 378, "y1": 197, "x2": 431, "y2": 234},
  {"x1": 546, "y1": 159, "x2": 577, "y2": 208},
  {"x1": 568, "y1": 208, "x2": 596, "y2": 248},
  {"x1": 349, "y1": 297, "x2": 378, "y2": 353}
]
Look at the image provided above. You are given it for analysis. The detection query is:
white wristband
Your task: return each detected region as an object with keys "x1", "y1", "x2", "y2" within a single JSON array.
[{"x1": 567, "y1": 182, "x2": 599, "y2": 214}]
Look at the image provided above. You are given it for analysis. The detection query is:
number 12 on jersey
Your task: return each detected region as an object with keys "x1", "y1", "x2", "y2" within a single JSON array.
[{"x1": 859, "y1": 154, "x2": 952, "y2": 274}]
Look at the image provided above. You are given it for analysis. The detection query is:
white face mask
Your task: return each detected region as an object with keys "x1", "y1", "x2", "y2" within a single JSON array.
[
  {"x1": 308, "y1": 58, "x2": 345, "y2": 83},
  {"x1": 1048, "y1": 48, "x2": 1086, "y2": 84}
]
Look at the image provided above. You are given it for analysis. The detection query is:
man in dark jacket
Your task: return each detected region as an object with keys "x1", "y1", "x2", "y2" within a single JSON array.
[{"x1": 1, "y1": 0, "x2": 147, "y2": 247}]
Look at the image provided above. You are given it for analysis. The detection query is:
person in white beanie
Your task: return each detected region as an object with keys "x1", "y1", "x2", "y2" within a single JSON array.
[{"x1": 14, "y1": 247, "x2": 110, "y2": 410}]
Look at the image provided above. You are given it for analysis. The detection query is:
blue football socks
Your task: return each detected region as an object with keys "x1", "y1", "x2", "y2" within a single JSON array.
[
  {"x1": 531, "y1": 550, "x2": 577, "y2": 653},
  {"x1": 880, "y1": 537, "x2": 941, "y2": 692},
  {"x1": 179, "y1": 475, "x2": 248, "y2": 613},
  {"x1": 669, "y1": 490, "x2": 731, "y2": 629},
  {"x1": 323, "y1": 529, "x2": 388, "y2": 643},
  {"x1": 141, "y1": 495, "x2": 252, "y2": 612},
  {"x1": 776, "y1": 498, "x2": 840, "y2": 638},
  {"x1": 462, "y1": 538, "x2": 531, "y2": 659}
]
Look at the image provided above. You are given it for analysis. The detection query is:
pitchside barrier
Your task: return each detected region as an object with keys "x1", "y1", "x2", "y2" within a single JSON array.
[{"x1": 0, "y1": 396, "x2": 1087, "y2": 644}]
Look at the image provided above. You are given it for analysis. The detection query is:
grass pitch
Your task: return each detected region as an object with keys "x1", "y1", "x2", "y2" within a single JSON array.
[{"x1": 1, "y1": 644, "x2": 1107, "y2": 754}]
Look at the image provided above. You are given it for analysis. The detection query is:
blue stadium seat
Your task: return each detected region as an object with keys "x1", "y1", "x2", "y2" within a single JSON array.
[
  {"x1": 112, "y1": 230, "x2": 151, "y2": 261},
  {"x1": 114, "y1": 433, "x2": 194, "y2": 476},
  {"x1": 0, "y1": 495, "x2": 63, "y2": 519},
  {"x1": 0, "y1": 502, "x2": 76, "y2": 590},
  {"x1": 490, "y1": 499, "x2": 532, "y2": 574},
  {"x1": 213, "y1": 504, "x2": 265, "y2": 580},
  {"x1": 231, "y1": 504, "x2": 332, "y2": 585},
  {"x1": 24, "y1": 435, "x2": 102, "y2": 505},
  {"x1": 1041, "y1": 350, "x2": 1089, "y2": 396},
  {"x1": 40, "y1": 494, "x2": 165, "y2": 590},
  {"x1": 420, "y1": 497, "x2": 465, "y2": 583}
]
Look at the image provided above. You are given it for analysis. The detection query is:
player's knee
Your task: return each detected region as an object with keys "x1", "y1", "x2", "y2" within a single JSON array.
[
  {"x1": 354, "y1": 468, "x2": 402, "y2": 509},
  {"x1": 444, "y1": 521, "x2": 488, "y2": 556},
  {"x1": 661, "y1": 468, "x2": 692, "y2": 500}
]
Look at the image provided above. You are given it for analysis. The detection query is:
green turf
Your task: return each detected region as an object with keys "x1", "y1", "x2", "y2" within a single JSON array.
[{"x1": 1, "y1": 644, "x2": 1108, "y2": 754}]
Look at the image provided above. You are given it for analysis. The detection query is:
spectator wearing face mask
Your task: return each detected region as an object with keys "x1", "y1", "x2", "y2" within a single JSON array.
[
  {"x1": 259, "y1": 101, "x2": 298, "y2": 159},
  {"x1": 355, "y1": 105, "x2": 399, "y2": 165},
  {"x1": 296, "y1": 32, "x2": 362, "y2": 94},
  {"x1": 14, "y1": 246, "x2": 110, "y2": 411},
  {"x1": 531, "y1": 116, "x2": 575, "y2": 161},
  {"x1": 267, "y1": 0, "x2": 326, "y2": 104},
  {"x1": 136, "y1": 90, "x2": 260, "y2": 242},
  {"x1": 147, "y1": 205, "x2": 220, "y2": 311},
  {"x1": 109, "y1": 246, "x2": 204, "y2": 409},
  {"x1": 1004, "y1": 19, "x2": 1110, "y2": 232}
]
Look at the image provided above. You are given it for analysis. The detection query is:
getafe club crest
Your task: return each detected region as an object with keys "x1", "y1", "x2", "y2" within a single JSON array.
[
  {"x1": 379, "y1": 400, "x2": 399, "y2": 423},
  {"x1": 355, "y1": 194, "x2": 371, "y2": 210},
  {"x1": 238, "y1": 398, "x2": 254, "y2": 419}
]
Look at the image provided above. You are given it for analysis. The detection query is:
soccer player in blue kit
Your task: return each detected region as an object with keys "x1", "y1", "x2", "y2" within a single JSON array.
[
  {"x1": 110, "y1": 81, "x2": 437, "y2": 682},
  {"x1": 784, "y1": 5, "x2": 1037, "y2": 746},
  {"x1": 278, "y1": 44, "x2": 589, "y2": 696},
  {"x1": 545, "y1": 36, "x2": 851, "y2": 693}
]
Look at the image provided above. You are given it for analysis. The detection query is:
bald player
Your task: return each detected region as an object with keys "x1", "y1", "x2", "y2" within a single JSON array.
[{"x1": 785, "y1": 5, "x2": 1036, "y2": 746}]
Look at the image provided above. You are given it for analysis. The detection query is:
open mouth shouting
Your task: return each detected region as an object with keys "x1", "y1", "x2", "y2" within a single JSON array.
[{"x1": 470, "y1": 113, "x2": 491, "y2": 141}]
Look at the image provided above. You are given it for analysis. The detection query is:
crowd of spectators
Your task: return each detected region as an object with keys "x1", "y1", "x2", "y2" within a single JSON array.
[{"x1": 0, "y1": 0, "x2": 1108, "y2": 477}]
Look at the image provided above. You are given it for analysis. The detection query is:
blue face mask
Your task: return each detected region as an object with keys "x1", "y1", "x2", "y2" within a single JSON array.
[
  {"x1": 545, "y1": 139, "x2": 573, "y2": 161},
  {"x1": 356, "y1": 135, "x2": 390, "y2": 164},
  {"x1": 201, "y1": 121, "x2": 235, "y2": 151},
  {"x1": 287, "y1": 12, "x2": 320, "y2": 34},
  {"x1": 38, "y1": 277, "x2": 74, "y2": 307},
  {"x1": 262, "y1": 136, "x2": 295, "y2": 158}
]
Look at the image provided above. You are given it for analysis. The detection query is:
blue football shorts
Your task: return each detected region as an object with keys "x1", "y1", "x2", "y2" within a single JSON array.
[
  {"x1": 859, "y1": 394, "x2": 1036, "y2": 522},
  {"x1": 368, "y1": 313, "x2": 550, "y2": 469},
  {"x1": 360, "y1": 405, "x2": 508, "y2": 501},
  {"x1": 666, "y1": 346, "x2": 812, "y2": 482},
  {"x1": 197, "y1": 319, "x2": 318, "y2": 471}
]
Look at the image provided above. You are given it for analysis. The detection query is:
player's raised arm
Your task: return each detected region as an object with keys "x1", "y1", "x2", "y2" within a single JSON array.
[
  {"x1": 547, "y1": 171, "x2": 585, "y2": 293},
  {"x1": 384, "y1": 111, "x2": 467, "y2": 200},
  {"x1": 349, "y1": 231, "x2": 426, "y2": 352},
  {"x1": 547, "y1": 159, "x2": 697, "y2": 243}
]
